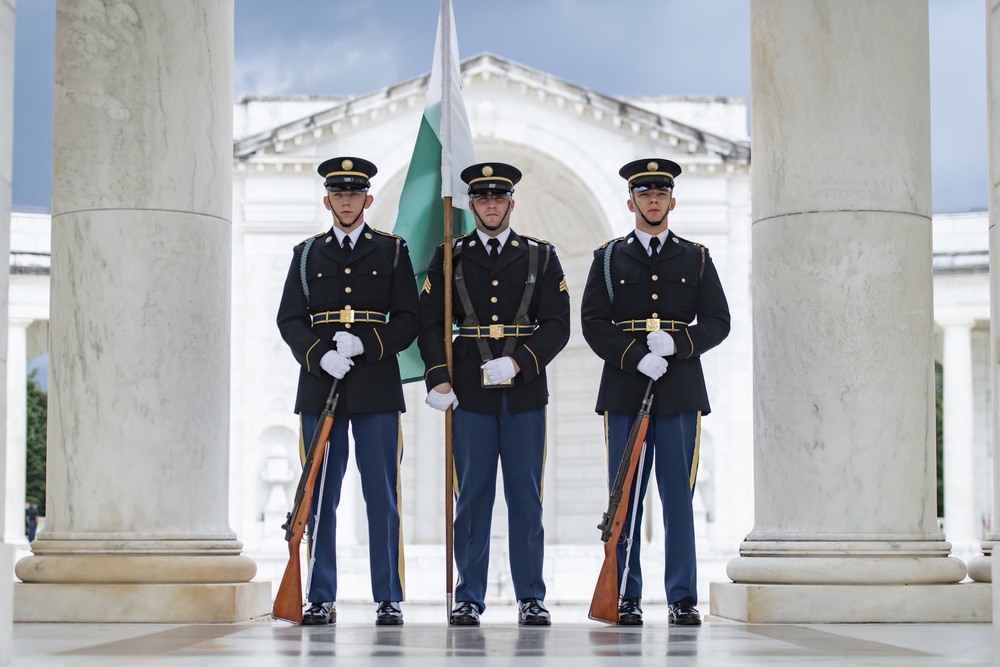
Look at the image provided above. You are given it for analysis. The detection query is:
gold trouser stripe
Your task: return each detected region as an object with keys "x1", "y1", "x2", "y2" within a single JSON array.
[
  {"x1": 297, "y1": 415, "x2": 310, "y2": 562},
  {"x1": 305, "y1": 339, "x2": 321, "y2": 373},
  {"x1": 524, "y1": 344, "x2": 540, "y2": 375},
  {"x1": 602, "y1": 412, "x2": 610, "y2": 489},
  {"x1": 539, "y1": 406, "x2": 548, "y2": 502},
  {"x1": 620, "y1": 339, "x2": 635, "y2": 369},
  {"x1": 374, "y1": 329, "x2": 385, "y2": 361},
  {"x1": 690, "y1": 411, "x2": 702, "y2": 491},
  {"x1": 395, "y1": 413, "x2": 406, "y2": 600}
]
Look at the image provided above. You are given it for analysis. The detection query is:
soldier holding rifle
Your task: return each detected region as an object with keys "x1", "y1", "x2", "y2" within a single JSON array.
[
  {"x1": 581, "y1": 158, "x2": 730, "y2": 626},
  {"x1": 419, "y1": 162, "x2": 570, "y2": 626},
  {"x1": 277, "y1": 157, "x2": 420, "y2": 626}
]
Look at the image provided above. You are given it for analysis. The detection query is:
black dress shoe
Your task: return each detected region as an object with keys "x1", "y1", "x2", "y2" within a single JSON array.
[
  {"x1": 618, "y1": 597, "x2": 643, "y2": 626},
  {"x1": 302, "y1": 601, "x2": 336, "y2": 625},
  {"x1": 668, "y1": 598, "x2": 702, "y2": 626},
  {"x1": 517, "y1": 598, "x2": 551, "y2": 626},
  {"x1": 450, "y1": 601, "x2": 481, "y2": 626},
  {"x1": 376, "y1": 601, "x2": 403, "y2": 626}
]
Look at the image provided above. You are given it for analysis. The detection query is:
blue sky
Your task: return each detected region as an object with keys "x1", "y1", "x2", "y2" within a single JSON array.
[{"x1": 11, "y1": 0, "x2": 989, "y2": 213}]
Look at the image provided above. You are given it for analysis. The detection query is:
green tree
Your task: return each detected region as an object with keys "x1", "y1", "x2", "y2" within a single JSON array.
[{"x1": 25, "y1": 370, "x2": 47, "y2": 514}]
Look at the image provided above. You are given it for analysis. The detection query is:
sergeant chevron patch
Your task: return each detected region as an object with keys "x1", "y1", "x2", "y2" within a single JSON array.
[
  {"x1": 559, "y1": 278, "x2": 568, "y2": 293},
  {"x1": 422, "y1": 276, "x2": 432, "y2": 294}
]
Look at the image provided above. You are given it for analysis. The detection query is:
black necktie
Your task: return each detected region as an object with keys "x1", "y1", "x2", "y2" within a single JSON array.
[
  {"x1": 488, "y1": 238, "x2": 501, "y2": 263},
  {"x1": 342, "y1": 235, "x2": 352, "y2": 256},
  {"x1": 649, "y1": 237, "x2": 660, "y2": 258}
]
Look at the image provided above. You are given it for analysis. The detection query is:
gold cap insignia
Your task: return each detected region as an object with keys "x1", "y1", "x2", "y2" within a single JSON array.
[
  {"x1": 648, "y1": 161, "x2": 659, "y2": 171},
  {"x1": 482, "y1": 165, "x2": 494, "y2": 177},
  {"x1": 342, "y1": 159, "x2": 353, "y2": 170}
]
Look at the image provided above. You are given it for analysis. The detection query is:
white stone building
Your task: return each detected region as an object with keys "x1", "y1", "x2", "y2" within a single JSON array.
[{"x1": 6, "y1": 54, "x2": 989, "y2": 605}]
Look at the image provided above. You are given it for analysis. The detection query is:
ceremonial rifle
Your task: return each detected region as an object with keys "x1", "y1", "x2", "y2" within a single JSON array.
[
  {"x1": 589, "y1": 379, "x2": 654, "y2": 623},
  {"x1": 272, "y1": 379, "x2": 340, "y2": 624}
]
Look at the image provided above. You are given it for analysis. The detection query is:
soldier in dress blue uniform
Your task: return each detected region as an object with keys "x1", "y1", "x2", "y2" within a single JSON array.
[
  {"x1": 581, "y1": 158, "x2": 730, "y2": 626},
  {"x1": 418, "y1": 162, "x2": 571, "y2": 626},
  {"x1": 276, "y1": 157, "x2": 420, "y2": 626}
]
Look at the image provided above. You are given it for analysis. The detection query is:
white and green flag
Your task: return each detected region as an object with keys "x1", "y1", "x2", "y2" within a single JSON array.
[{"x1": 392, "y1": 0, "x2": 477, "y2": 383}]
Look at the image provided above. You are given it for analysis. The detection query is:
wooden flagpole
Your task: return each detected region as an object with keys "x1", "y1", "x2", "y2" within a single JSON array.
[{"x1": 443, "y1": 196, "x2": 455, "y2": 618}]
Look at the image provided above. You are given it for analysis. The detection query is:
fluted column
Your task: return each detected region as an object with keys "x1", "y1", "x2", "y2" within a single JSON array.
[
  {"x1": 712, "y1": 0, "x2": 979, "y2": 623},
  {"x1": 13, "y1": 1, "x2": 269, "y2": 622},
  {"x1": 0, "y1": 0, "x2": 14, "y2": 657},
  {"x1": 975, "y1": 0, "x2": 1000, "y2": 587},
  {"x1": 3, "y1": 319, "x2": 27, "y2": 547},
  {"x1": 941, "y1": 320, "x2": 979, "y2": 552}
]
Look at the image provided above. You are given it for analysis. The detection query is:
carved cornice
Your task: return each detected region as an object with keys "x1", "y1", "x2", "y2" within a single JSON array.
[{"x1": 233, "y1": 53, "x2": 750, "y2": 166}]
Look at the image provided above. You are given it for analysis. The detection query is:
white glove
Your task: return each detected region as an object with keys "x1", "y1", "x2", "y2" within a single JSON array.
[
  {"x1": 482, "y1": 357, "x2": 517, "y2": 384},
  {"x1": 320, "y1": 350, "x2": 354, "y2": 379},
  {"x1": 637, "y1": 353, "x2": 668, "y2": 380},
  {"x1": 647, "y1": 329, "x2": 676, "y2": 357},
  {"x1": 425, "y1": 388, "x2": 459, "y2": 412},
  {"x1": 334, "y1": 331, "x2": 364, "y2": 358}
]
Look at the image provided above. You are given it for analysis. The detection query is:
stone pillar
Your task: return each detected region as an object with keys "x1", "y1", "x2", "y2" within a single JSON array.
[
  {"x1": 977, "y1": 0, "x2": 1000, "y2": 587},
  {"x1": 0, "y1": 0, "x2": 13, "y2": 657},
  {"x1": 941, "y1": 320, "x2": 980, "y2": 553},
  {"x1": 711, "y1": 0, "x2": 983, "y2": 623},
  {"x1": 3, "y1": 319, "x2": 27, "y2": 546},
  {"x1": 13, "y1": 1, "x2": 270, "y2": 622}
]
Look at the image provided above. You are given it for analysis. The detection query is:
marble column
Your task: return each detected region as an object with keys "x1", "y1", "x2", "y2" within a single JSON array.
[
  {"x1": 0, "y1": 0, "x2": 12, "y2": 657},
  {"x1": 975, "y1": 0, "x2": 1000, "y2": 587},
  {"x1": 711, "y1": 0, "x2": 983, "y2": 623},
  {"x1": 941, "y1": 320, "x2": 979, "y2": 553},
  {"x1": 13, "y1": 1, "x2": 270, "y2": 622},
  {"x1": 3, "y1": 319, "x2": 27, "y2": 547}
]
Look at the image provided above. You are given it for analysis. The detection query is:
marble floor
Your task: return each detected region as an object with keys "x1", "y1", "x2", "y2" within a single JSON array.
[{"x1": 8, "y1": 604, "x2": 995, "y2": 667}]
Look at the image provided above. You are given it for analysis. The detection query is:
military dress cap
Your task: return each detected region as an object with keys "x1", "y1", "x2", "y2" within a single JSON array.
[
  {"x1": 461, "y1": 162, "x2": 522, "y2": 196},
  {"x1": 619, "y1": 158, "x2": 682, "y2": 191},
  {"x1": 317, "y1": 156, "x2": 378, "y2": 191}
]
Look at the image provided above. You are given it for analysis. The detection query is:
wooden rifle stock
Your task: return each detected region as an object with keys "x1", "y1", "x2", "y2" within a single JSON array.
[
  {"x1": 589, "y1": 379, "x2": 654, "y2": 623},
  {"x1": 272, "y1": 380, "x2": 340, "y2": 623}
]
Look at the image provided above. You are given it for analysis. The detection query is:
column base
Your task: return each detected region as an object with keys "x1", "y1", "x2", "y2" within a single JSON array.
[
  {"x1": 968, "y1": 554, "x2": 991, "y2": 582},
  {"x1": 709, "y1": 581, "x2": 990, "y2": 623},
  {"x1": 14, "y1": 581, "x2": 272, "y2": 623}
]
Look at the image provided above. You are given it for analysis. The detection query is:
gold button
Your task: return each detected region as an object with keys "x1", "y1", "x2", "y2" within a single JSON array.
[
  {"x1": 673, "y1": 237, "x2": 679, "y2": 243},
  {"x1": 491, "y1": 297, "x2": 498, "y2": 303},
  {"x1": 345, "y1": 287, "x2": 352, "y2": 293},
  {"x1": 372, "y1": 270, "x2": 378, "y2": 275},
  {"x1": 491, "y1": 315, "x2": 499, "y2": 322},
  {"x1": 652, "y1": 275, "x2": 658, "y2": 281},
  {"x1": 325, "y1": 236, "x2": 332, "y2": 244},
  {"x1": 345, "y1": 268, "x2": 351, "y2": 274},
  {"x1": 511, "y1": 240, "x2": 519, "y2": 247},
  {"x1": 345, "y1": 323, "x2": 351, "y2": 329},
  {"x1": 681, "y1": 278, "x2": 686, "y2": 283},
  {"x1": 652, "y1": 312, "x2": 659, "y2": 318},
  {"x1": 652, "y1": 294, "x2": 659, "y2": 300},
  {"x1": 492, "y1": 280, "x2": 499, "y2": 286},
  {"x1": 317, "y1": 272, "x2": 323, "y2": 278},
  {"x1": 344, "y1": 305, "x2": 352, "y2": 310},
  {"x1": 620, "y1": 279, "x2": 625, "y2": 285}
]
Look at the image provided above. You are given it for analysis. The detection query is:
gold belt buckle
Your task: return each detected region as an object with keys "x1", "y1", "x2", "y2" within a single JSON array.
[
  {"x1": 488, "y1": 324, "x2": 504, "y2": 339},
  {"x1": 645, "y1": 318, "x2": 661, "y2": 332},
  {"x1": 339, "y1": 308, "x2": 356, "y2": 324}
]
